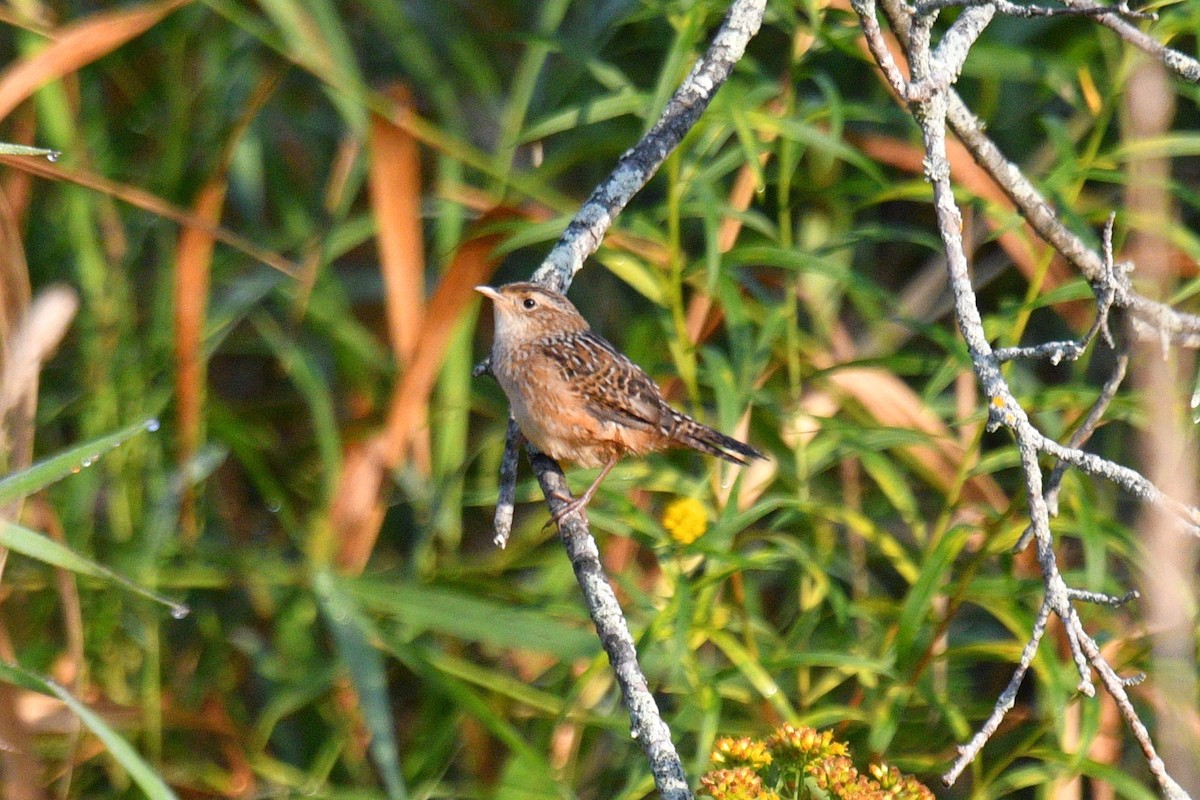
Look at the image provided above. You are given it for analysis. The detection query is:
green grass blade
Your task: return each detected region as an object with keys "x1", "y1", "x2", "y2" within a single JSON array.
[
  {"x1": 0, "y1": 142, "x2": 59, "y2": 158},
  {"x1": 343, "y1": 577, "x2": 600, "y2": 660},
  {"x1": 0, "y1": 521, "x2": 187, "y2": 616},
  {"x1": 251, "y1": 313, "x2": 341, "y2": 510},
  {"x1": 314, "y1": 571, "x2": 408, "y2": 800},
  {"x1": 0, "y1": 661, "x2": 179, "y2": 800},
  {"x1": 895, "y1": 525, "x2": 972, "y2": 669},
  {"x1": 0, "y1": 418, "x2": 160, "y2": 506}
]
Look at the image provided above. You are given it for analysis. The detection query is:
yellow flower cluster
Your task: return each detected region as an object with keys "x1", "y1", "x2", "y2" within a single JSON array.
[
  {"x1": 766, "y1": 723, "x2": 848, "y2": 761},
  {"x1": 661, "y1": 496, "x2": 708, "y2": 544},
  {"x1": 869, "y1": 762, "x2": 934, "y2": 800},
  {"x1": 699, "y1": 768, "x2": 780, "y2": 800},
  {"x1": 810, "y1": 756, "x2": 882, "y2": 799},
  {"x1": 698, "y1": 724, "x2": 933, "y2": 800},
  {"x1": 711, "y1": 736, "x2": 773, "y2": 770}
]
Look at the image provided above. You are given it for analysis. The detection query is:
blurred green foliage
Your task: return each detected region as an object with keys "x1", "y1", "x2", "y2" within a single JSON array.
[{"x1": 0, "y1": 0, "x2": 1198, "y2": 798}]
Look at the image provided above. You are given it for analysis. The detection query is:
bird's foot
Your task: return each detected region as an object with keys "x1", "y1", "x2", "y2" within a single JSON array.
[{"x1": 544, "y1": 491, "x2": 590, "y2": 530}]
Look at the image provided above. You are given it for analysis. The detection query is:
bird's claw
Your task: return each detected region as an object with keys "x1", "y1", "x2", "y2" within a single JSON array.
[{"x1": 543, "y1": 492, "x2": 588, "y2": 530}]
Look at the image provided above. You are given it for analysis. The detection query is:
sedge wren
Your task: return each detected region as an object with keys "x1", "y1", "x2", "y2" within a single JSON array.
[{"x1": 477, "y1": 282, "x2": 764, "y2": 525}]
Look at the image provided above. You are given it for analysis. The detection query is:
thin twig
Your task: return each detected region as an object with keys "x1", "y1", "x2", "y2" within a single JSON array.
[
  {"x1": 492, "y1": 420, "x2": 522, "y2": 549},
  {"x1": 993, "y1": 340, "x2": 1084, "y2": 364},
  {"x1": 942, "y1": 599, "x2": 1051, "y2": 785},
  {"x1": 1078, "y1": 633, "x2": 1191, "y2": 800},
  {"x1": 912, "y1": 0, "x2": 1156, "y2": 21},
  {"x1": 995, "y1": 215, "x2": 1123, "y2": 365},
  {"x1": 1012, "y1": 350, "x2": 1129, "y2": 551},
  {"x1": 1062, "y1": 0, "x2": 1200, "y2": 84},
  {"x1": 1038, "y1": 435, "x2": 1200, "y2": 532},
  {"x1": 1051, "y1": 352, "x2": 1129, "y2": 504},
  {"x1": 1067, "y1": 587, "x2": 1139, "y2": 606}
]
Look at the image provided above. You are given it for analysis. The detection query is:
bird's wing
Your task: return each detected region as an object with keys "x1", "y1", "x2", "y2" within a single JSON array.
[{"x1": 539, "y1": 331, "x2": 666, "y2": 432}]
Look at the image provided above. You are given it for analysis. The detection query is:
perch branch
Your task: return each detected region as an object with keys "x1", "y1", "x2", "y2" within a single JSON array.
[
  {"x1": 480, "y1": 2, "x2": 768, "y2": 797},
  {"x1": 530, "y1": 452, "x2": 693, "y2": 800}
]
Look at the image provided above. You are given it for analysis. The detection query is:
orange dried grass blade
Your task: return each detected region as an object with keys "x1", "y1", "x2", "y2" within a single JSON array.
[
  {"x1": 0, "y1": 155, "x2": 300, "y2": 277},
  {"x1": 369, "y1": 85, "x2": 425, "y2": 366},
  {"x1": 293, "y1": 134, "x2": 362, "y2": 317},
  {"x1": 0, "y1": 188, "x2": 31, "y2": 344},
  {"x1": 174, "y1": 182, "x2": 224, "y2": 543},
  {"x1": 332, "y1": 211, "x2": 514, "y2": 573},
  {"x1": 0, "y1": 111, "x2": 37, "y2": 236},
  {"x1": 0, "y1": 0, "x2": 191, "y2": 124},
  {"x1": 172, "y1": 70, "x2": 279, "y2": 542}
]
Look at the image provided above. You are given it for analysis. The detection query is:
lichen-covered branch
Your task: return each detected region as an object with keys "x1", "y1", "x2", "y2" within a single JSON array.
[
  {"x1": 485, "y1": 0, "x2": 767, "y2": 538},
  {"x1": 913, "y1": 0, "x2": 1157, "y2": 22},
  {"x1": 529, "y1": 452, "x2": 694, "y2": 800},
  {"x1": 1061, "y1": 0, "x2": 1200, "y2": 85},
  {"x1": 479, "y1": 2, "x2": 769, "y2": 797},
  {"x1": 871, "y1": 0, "x2": 1200, "y2": 349},
  {"x1": 530, "y1": 0, "x2": 768, "y2": 293},
  {"x1": 852, "y1": 0, "x2": 1197, "y2": 793}
]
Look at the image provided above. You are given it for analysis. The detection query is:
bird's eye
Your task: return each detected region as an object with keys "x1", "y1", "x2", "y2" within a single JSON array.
[{"x1": 522, "y1": 298, "x2": 537, "y2": 310}]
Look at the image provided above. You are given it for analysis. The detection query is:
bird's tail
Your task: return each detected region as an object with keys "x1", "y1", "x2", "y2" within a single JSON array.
[{"x1": 668, "y1": 410, "x2": 765, "y2": 465}]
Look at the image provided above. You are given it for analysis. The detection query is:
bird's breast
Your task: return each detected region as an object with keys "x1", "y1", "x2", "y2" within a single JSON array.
[{"x1": 492, "y1": 341, "x2": 622, "y2": 467}]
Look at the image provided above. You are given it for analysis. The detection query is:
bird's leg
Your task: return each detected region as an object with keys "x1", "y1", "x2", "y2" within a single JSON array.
[{"x1": 548, "y1": 457, "x2": 618, "y2": 527}]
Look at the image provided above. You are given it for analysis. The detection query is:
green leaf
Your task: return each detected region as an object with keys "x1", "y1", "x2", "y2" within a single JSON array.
[
  {"x1": 895, "y1": 525, "x2": 971, "y2": 669},
  {"x1": 708, "y1": 629, "x2": 798, "y2": 720},
  {"x1": 343, "y1": 577, "x2": 601, "y2": 660},
  {"x1": 0, "y1": 521, "x2": 186, "y2": 616},
  {"x1": 0, "y1": 661, "x2": 178, "y2": 800},
  {"x1": 314, "y1": 570, "x2": 408, "y2": 800},
  {"x1": 0, "y1": 418, "x2": 160, "y2": 506}
]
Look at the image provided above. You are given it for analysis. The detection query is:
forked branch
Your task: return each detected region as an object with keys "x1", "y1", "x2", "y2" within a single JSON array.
[{"x1": 852, "y1": 0, "x2": 1197, "y2": 795}]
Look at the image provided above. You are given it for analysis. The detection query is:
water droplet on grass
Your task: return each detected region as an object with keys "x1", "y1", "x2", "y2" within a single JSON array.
[
  {"x1": 169, "y1": 603, "x2": 191, "y2": 620},
  {"x1": 46, "y1": 150, "x2": 60, "y2": 162},
  {"x1": 145, "y1": 418, "x2": 160, "y2": 433}
]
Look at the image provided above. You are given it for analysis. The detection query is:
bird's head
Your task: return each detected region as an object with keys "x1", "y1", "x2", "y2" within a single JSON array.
[{"x1": 475, "y1": 282, "x2": 589, "y2": 344}]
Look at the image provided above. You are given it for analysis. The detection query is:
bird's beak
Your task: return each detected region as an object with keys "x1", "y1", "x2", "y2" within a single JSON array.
[{"x1": 475, "y1": 285, "x2": 502, "y2": 304}]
